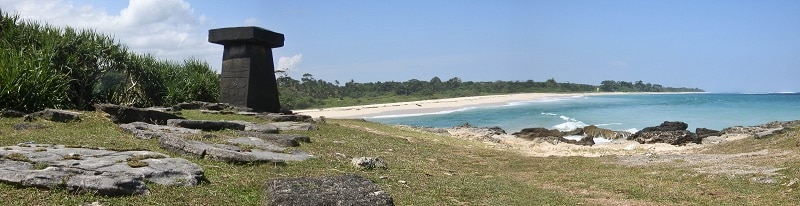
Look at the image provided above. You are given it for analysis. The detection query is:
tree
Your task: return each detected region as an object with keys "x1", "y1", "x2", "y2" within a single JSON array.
[
  {"x1": 635, "y1": 80, "x2": 645, "y2": 92},
  {"x1": 445, "y1": 77, "x2": 462, "y2": 90},
  {"x1": 600, "y1": 80, "x2": 616, "y2": 92},
  {"x1": 545, "y1": 78, "x2": 558, "y2": 88}
]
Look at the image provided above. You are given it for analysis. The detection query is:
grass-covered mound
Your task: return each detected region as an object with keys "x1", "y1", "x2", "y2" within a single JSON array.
[
  {"x1": 0, "y1": 10, "x2": 218, "y2": 112},
  {"x1": 0, "y1": 111, "x2": 798, "y2": 205}
]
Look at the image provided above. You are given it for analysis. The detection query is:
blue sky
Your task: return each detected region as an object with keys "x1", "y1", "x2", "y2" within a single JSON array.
[{"x1": 1, "y1": 0, "x2": 798, "y2": 93}]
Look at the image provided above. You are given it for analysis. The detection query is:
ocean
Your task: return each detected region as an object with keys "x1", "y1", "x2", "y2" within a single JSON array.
[{"x1": 366, "y1": 93, "x2": 800, "y2": 134}]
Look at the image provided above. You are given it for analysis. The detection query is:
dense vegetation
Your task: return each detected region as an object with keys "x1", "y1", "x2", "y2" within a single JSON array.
[
  {"x1": 277, "y1": 72, "x2": 704, "y2": 109},
  {"x1": 0, "y1": 10, "x2": 218, "y2": 112}
]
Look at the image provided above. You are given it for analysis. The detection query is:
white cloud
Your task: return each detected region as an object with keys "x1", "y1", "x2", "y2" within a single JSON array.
[
  {"x1": 244, "y1": 17, "x2": 259, "y2": 25},
  {"x1": 0, "y1": 0, "x2": 221, "y2": 71},
  {"x1": 277, "y1": 54, "x2": 303, "y2": 72}
]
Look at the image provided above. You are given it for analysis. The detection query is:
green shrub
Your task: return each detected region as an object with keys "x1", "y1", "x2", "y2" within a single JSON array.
[
  {"x1": 0, "y1": 9, "x2": 219, "y2": 111},
  {"x1": 0, "y1": 49, "x2": 70, "y2": 112}
]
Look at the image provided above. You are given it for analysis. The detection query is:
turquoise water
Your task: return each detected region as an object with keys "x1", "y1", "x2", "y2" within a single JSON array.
[{"x1": 367, "y1": 93, "x2": 800, "y2": 133}]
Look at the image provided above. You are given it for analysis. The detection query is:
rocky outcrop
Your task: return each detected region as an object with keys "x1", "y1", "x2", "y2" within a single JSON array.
[
  {"x1": 166, "y1": 119, "x2": 246, "y2": 131},
  {"x1": 158, "y1": 136, "x2": 314, "y2": 163},
  {"x1": 266, "y1": 174, "x2": 394, "y2": 206},
  {"x1": 638, "y1": 121, "x2": 688, "y2": 133},
  {"x1": 629, "y1": 121, "x2": 701, "y2": 145},
  {"x1": 512, "y1": 128, "x2": 563, "y2": 140},
  {"x1": 696, "y1": 128, "x2": 722, "y2": 139},
  {"x1": 119, "y1": 122, "x2": 201, "y2": 139},
  {"x1": 561, "y1": 127, "x2": 584, "y2": 136},
  {"x1": 513, "y1": 127, "x2": 599, "y2": 146},
  {"x1": 511, "y1": 127, "x2": 577, "y2": 145},
  {"x1": 722, "y1": 121, "x2": 799, "y2": 139},
  {"x1": 583, "y1": 125, "x2": 627, "y2": 139},
  {"x1": 0, "y1": 144, "x2": 204, "y2": 196},
  {"x1": 447, "y1": 123, "x2": 506, "y2": 143},
  {"x1": 630, "y1": 130, "x2": 699, "y2": 145},
  {"x1": 25, "y1": 109, "x2": 81, "y2": 122},
  {"x1": 563, "y1": 136, "x2": 595, "y2": 146},
  {"x1": 96, "y1": 104, "x2": 183, "y2": 125}
]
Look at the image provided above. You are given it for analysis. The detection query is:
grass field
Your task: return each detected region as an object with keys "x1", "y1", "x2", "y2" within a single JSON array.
[{"x1": 0, "y1": 110, "x2": 798, "y2": 205}]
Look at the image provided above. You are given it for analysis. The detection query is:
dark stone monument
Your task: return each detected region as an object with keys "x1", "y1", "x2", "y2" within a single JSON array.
[{"x1": 209, "y1": 26, "x2": 284, "y2": 113}]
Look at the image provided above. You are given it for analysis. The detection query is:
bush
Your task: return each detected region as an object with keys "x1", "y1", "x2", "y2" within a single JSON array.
[
  {"x1": 0, "y1": 46, "x2": 70, "y2": 112},
  {"x1": 0, "y1": 10, "x2": 219, "y2": 112}
]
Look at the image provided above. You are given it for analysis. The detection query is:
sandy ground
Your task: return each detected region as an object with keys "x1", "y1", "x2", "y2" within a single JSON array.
[
  {"x1": 344, "y1": 121, "x2": 793, "y2": 181},
  {"x1": 294, "y1": 92, "x2": 624, "y2": 119}
]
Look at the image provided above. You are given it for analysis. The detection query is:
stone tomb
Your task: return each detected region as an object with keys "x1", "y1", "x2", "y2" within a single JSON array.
[{"x1": 209, "y1": 26, "x2": 284, "y2": 113}]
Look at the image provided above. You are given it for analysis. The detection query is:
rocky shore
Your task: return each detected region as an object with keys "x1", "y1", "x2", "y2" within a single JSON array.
[{"x1": 405, "y1": 119, "x2": 800, "y2": 157}]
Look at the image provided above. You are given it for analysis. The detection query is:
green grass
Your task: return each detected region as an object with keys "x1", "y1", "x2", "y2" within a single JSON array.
[{"x1": 0, "y1": 112, "x2": 798, "y2": 205}]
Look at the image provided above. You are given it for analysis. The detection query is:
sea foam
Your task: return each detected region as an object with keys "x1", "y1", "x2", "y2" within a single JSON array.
[{"x1": 552, "y1": 115, "x2": 588, "y2": 131}]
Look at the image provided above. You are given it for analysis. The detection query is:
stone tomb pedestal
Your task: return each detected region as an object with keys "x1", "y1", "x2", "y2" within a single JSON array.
[{"x1": 209, "y1": 26, "x2": 284, "y2": 113}]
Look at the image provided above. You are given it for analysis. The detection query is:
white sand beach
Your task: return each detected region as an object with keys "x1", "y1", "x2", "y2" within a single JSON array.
[{"x1": 294, "y1": 92, "x2": 622, "y2": 119}]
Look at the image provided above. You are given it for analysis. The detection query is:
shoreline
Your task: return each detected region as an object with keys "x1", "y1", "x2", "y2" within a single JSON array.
[{"x1": 293, "y1": 92, "x2": 696, "y2": 119}]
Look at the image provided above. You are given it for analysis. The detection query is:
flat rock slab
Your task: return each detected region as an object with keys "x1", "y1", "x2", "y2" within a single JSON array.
[
  {"x1": 120, "y1": 122, "x2": 201, "y2": 139},
  {"x1": 266, "y1": 174, "x2": 394, "y2": 206},
  {"x1": 167, "y1": 119, "x2": 246, "y2": 131},
  {"x1": 238, "y1": 131, "x2": 310, "y2": 147},
  {"x1": 236, "y1": 121, "x2": 316, "y2": 132},
  {"x1": 226, "y1": 137, "x2": 287, "y2": 153},
  {"x1": 234, "y1": 121, "x2": 280, "y2": 133},
  {"x1": 1, "y1": 109, "x2": 26, "y2": 118},
  {"x1": 158, "y1": 119, "x2": 313, "y2": 132},
  {"x1": 256, "y1": 113, "x2": 312, "y2": 122},
  {"x1": 159, "y1": 136, "x2": 314, "y2": 163},
  {"x1": 12, "y1": 122, "x2": 47, "y2": 130},
  {"x1": 26, "y1": 109, "x2": 81, "y2": 122},
  {"x1": 174, "y1": 101, "x2": 236, "y2": 111},
  {"x1": 96, "y1": 104, "x2": 183, "y2": 125},
  {"x1": 199, "y1": 110, "x2": 236, "y2": 115},
  {"x1": 268, "y1": 122, "x2": 317, "y2": 131},
  {"x1": 0, "y1": 144, "x2": 204, "y2": 196}
]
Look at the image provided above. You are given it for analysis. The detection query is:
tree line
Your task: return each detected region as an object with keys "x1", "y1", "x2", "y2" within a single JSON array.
[{"x1": 277, "y1": 72, "x2": 704, "y2": 109}]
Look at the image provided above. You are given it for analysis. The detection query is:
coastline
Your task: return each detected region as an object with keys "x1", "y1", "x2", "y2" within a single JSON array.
[{"x1": 293, "y1": 92, "x2": 692, "y2": 119}]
